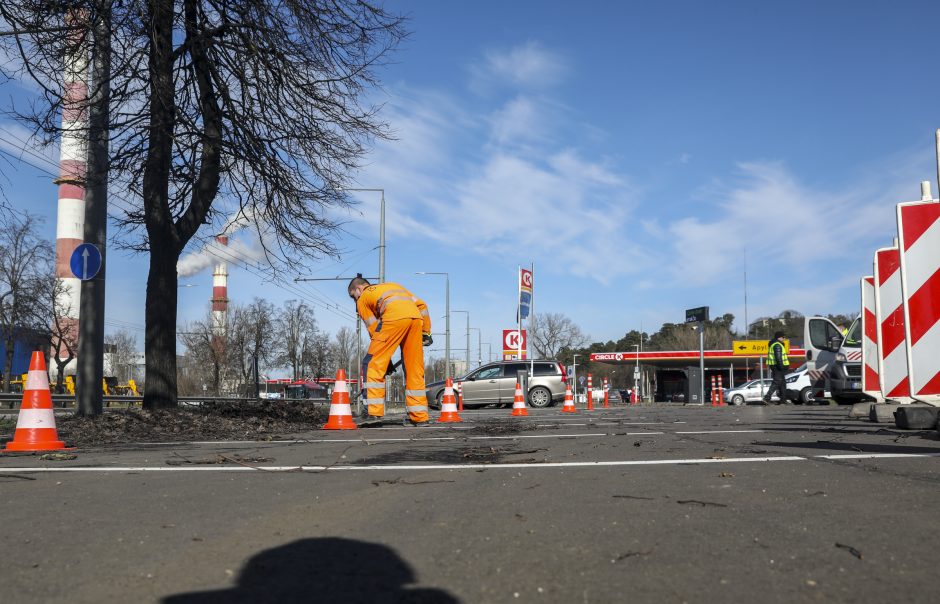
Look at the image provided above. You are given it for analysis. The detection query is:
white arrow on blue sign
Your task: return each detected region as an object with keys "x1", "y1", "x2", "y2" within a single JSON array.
[{"x1": 70, "y1": 243, "x2": 102, "y2": 281}]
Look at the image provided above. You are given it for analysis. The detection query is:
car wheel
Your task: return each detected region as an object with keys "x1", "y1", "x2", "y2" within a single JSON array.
[
  {"x1": 432, "y1": 390, "x2": 445, "y2": 410},
  {"x1": 528, "y1": 386, "x2": 552, "y2": 408},
  {"x1": 799, "y1": 387, "x2": 815, "y2": 405},
  {"x1": 731, "y1": 394, "x2": 744, "y2": 405}
]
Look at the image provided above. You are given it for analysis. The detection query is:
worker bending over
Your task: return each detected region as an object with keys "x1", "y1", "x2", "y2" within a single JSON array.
[{"x1": 348, "y1": 277, "x2": 432, "y2": 426}]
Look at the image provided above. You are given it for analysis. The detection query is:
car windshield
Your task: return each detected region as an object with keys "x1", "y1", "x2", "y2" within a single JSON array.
[{"x1": 843, "y1": 317, "x2": 861, "y2": 347}]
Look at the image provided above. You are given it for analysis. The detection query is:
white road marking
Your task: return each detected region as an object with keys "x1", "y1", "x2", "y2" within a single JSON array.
[
  {"x1": 674, "y1": 430, "x2": 765, "y2": 434},
  {"x1": 1, "y1": 453, "x2": 937, "y2": 472}
]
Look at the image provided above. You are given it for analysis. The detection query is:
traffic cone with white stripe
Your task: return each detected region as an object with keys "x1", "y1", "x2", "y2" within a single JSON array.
[
  {"x1": 323, "y1": 368, "x2": 357, "y2": 430},
  {"x1": 437, "y1": 378, "x2": 463, "y2": 423},
  {"x1": 561, "y1": 384, "x2": 577, "y2": 413},
  {"x1": 510, "y1": 379, "x2": 528, "y2": 417},
  {"x1": 4, "y1": 351, "x2": 66, "y2": 452}
]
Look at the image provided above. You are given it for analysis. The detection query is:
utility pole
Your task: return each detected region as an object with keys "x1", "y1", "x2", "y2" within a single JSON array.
[{"x1": 76, "y1": 8, "x2": 111, "y2": 417}]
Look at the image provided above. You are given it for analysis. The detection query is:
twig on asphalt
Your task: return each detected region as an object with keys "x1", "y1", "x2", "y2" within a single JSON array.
[
  {"x1": 835, "y1": 542, "x2": 863, "y2": 559},
  {"x1": 612, "y1": 549, "x2": 653, "y2": 562},
  {"x1": 0, "y1": 473, "x2": 36, "y2": 480},
  {"x1": 676, "y1": 499, "x2": 728, "y2": 508},
  {"x1": 612, "y1": 494, "x2": 655, "y2": 500},
  {"x1": 371, "y1": 476, "x2": 456, "y2": 487}
]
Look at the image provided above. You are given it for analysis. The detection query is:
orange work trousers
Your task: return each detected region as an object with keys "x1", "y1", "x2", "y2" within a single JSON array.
[{"x1": 361, "y1": 318, "x2": 429, "y2": 423}]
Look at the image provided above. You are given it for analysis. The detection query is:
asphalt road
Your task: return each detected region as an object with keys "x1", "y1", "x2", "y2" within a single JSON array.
[{"x1": 1, "y1": 403, "x2": 939, "y2": 603}]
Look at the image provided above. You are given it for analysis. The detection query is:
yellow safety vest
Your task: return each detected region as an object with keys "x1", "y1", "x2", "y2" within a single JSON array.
[{"x1": 766, "y1": 340, "x2": 788, "y2": 367}]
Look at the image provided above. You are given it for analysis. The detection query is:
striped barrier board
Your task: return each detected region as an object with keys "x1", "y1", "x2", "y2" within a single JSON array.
[
  {"x1": 874, "y1": 246, "x2": 914, "y2": 403},
  {"x1": 860, "y1": 276, "x2": 883, "y2": 402},
  {"x1": 897, "y1": 199, "x2": 940, "y2": 405}
]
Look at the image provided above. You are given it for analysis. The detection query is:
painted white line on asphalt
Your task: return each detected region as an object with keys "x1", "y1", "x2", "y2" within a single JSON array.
[
  {"x1": 2, "y1": 452, "x2": 937, "y2": 472},
  {"x1": 674, "y1": 430, "x2": 765, "y2": 434}
]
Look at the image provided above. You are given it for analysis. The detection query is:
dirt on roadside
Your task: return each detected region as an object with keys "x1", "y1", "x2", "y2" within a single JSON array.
[{"x1": 49, "y1": 401, "x2": 326, "y2": 447}]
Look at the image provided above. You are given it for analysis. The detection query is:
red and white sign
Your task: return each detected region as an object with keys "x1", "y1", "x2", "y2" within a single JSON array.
[
  {"x1": 860, "y1": 276, "x2": 882, "y2": 401},
  {"x1": 520, "y1": 269, "x2": 533, "y2": 291},
  {"x1": 897, "y1": 200, "x2": 940, "y2": 401},
  {"x1": 502, "y1": 329, "x2": 527, "y2": 359},
  {"x1": 874, "y1": 246, "x2": 912, "y2": 401}
]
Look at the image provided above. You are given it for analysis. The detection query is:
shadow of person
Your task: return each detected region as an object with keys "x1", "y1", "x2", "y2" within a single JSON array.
[{"x1": 162, "y1": 537, "x2": 460, "y2": 604}]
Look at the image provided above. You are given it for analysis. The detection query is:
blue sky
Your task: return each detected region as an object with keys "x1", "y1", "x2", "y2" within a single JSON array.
[{"x1": 3, "y1": 0, "x2": 940, "y2": 363}]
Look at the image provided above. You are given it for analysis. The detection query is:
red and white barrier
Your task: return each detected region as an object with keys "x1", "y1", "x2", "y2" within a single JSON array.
[
  {"x1": 874, "y1": 246, "x2": 914, "y2": 403},
  {"x1": 860, "y1": 276, "x2": 884, "y2": 402},
  {"x1": 897, "y1": 199, "x2": 940, "y2": 405}
]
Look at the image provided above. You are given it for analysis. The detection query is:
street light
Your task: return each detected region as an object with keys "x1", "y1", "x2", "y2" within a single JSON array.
[
  {"x1": 452, "y1": 310, "x2": 470, "y2": 373},
  {"x1": 633, "y1": 344, "x2": 640, "y2": 403},
  {"x1": 341, "y1": 188, "x2": 385, "y2": 282},
  {"x1": 415, "y1": 272, "x2": 450, "y2": 379},
  {"x1": 571, "y1": 353, "x2": 581, "y2": 402},
  {"x1": 468, "y1": 327, "x2": 482, "y2": 367}
]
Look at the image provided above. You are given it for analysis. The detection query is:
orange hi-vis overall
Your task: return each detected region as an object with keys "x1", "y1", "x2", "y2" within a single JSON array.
[{"x1": 356, "y1": 282, "x2": 431, "y2": 423}]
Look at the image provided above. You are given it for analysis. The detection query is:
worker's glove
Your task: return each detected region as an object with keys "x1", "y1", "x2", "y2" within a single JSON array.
[{"x1": 422, "y1": 333, "x2": 433, "y2": 347}]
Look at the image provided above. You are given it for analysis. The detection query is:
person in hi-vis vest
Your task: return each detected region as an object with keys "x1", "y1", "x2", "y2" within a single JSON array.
[
  {"x1": 762, "y1": 331, "x2": 791, "y2": 405},
  {"x1": 348, "y1": 277, "x2": 432, "y2": 426}
]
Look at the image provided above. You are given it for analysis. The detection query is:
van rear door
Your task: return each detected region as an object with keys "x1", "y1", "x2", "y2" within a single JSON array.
[{"x1": 804, "y1": 316, "x2": 842, "y2": 390}]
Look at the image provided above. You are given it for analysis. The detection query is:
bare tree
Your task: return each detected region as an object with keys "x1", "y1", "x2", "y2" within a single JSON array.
[
  {"x1": 303, "y1": 330, "x2": 333, "y2": 381},
  {"x1": 227, "y1": 297, "x2": 276, "y2": 391},
  {"x1": 1, "y1": 1, "x2": 406, "y2": 410},
  {"x1": 275, "y1": 301, "x2": 318, "y2": 381},
  {"x1": 104, "y1": 329, "x2": 138, "y2": 383},
  {"x1": 528, "y1": 312, "x2": 589, "y2": 359},
  {"x1": 331, "y1": 325, "x2": 357, "y2": 377},
  {"x1": 44, "y1": 278, "x2": 79, "y2": 394},
  {"x1": 0, "y1": 212, "x2": 52, "y2": 392},
  {"x1": 178, "y1": 314, "x2": 229, "y2": 395}
]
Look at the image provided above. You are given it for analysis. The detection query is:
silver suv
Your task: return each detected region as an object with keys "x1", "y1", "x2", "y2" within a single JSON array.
[{"x1": 427, "y1": 360, "x2": 568, "y2": 409}]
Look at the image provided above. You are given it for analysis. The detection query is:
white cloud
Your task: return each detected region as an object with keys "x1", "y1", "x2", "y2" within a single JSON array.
[
  {"x1": 474, "y1": 41, "x2": 568, "y2": 90},
  {"x1": 662, "y1": 161, "x2": 895, "y2": 286}
]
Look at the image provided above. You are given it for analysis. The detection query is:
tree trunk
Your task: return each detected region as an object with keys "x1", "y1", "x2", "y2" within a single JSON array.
[
  {"x1": 54, "y1": 360, "x2": 67, "y2": 394},
  {"x1": 143, "y1": 247, "x2": 179, "y2": 410},
  {"x1": 4, "y1": 334, "x2": 14, "y2": 393}
]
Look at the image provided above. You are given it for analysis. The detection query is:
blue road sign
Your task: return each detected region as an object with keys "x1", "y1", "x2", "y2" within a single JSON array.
[
  {"x1": 70, "y1": 243, "x2": 102, "y2": 281},
  {"x1": 579, "y1": 375, "x2": 586, "y2": 385}
]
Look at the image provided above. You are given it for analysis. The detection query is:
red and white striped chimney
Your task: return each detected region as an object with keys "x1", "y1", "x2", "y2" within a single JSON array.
[
  {"x1": 52, "y1": 11, "x2": 89, "y2": 369},
  {"x1": 211, "y1": 235, "x2": 229, "y2": 339}
]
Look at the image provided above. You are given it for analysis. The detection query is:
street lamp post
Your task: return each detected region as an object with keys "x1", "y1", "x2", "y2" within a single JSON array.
[
  {"x1": 468, "y1": 327, "x2": 482, "y2": 367},
  {"x1": 453, "y1": 310, "x2": 470, "y2": 374},
  {"x1": 341, "y1": 188, "x2": 385, "y2": 283},
  {"x1": 632, "y1": 344, "x2": 640, "y2": 403},
  {"x1": 572, "y1": 353, "x2": 580, "y2": 402},
  {"x1": 415, "y1": 272, "x2": 450, "y2": 379}
]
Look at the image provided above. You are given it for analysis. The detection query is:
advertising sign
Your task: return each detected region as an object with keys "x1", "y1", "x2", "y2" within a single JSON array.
[{"x1": 502, "y1": 329, "x2": 527, "y2": 359}]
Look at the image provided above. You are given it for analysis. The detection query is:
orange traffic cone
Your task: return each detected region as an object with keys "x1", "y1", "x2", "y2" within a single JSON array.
[
  {"x1": 323, "y1": 369, "x2": 357, "y2": 430},
  {"x1": 437, "y1": 378, "x2": 463, "y2": 423},
  {"x1": 561, "y1": 384, "x2": 577, "y2": 413},
  {"x1": 4, "y1": 351, "x2": 66, "y2": 452},
  {"x1": 510, "y1": 379, "x2": 528, "y2": 417}
]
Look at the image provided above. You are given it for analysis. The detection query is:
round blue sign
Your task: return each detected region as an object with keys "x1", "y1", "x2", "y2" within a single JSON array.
[{"x1": 69, "y1": 243, "x2": 102, "y2": 281}]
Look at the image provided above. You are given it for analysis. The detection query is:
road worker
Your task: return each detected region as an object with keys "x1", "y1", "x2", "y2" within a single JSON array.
[
  {"x1": 762, "y1": 331, "x2": 791, "y2": 405},
  {"x1": 348, "y1": 277, "x2": 431, "y2": 426}
]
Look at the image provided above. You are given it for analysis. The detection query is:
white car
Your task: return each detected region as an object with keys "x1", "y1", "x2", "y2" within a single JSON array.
[
  {"x1": 785, "y1": 364, "x2": 828, "y2": 404},
  {"x1": 723, "y1": 378, "x2": 781, "y2": 405}
]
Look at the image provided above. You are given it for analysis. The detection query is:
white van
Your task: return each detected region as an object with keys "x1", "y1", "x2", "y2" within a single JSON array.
[{"x1": 803, "y1": 316, "x2": 866, "y2": 404}]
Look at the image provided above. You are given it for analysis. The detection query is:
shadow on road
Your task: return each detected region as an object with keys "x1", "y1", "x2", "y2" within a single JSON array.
[
  {"x1": 757, "y1": 440, "x2": 940, "y2": 455},
  {"x1": 161, "y1": 537, "x2": 460, "y2": 604}
]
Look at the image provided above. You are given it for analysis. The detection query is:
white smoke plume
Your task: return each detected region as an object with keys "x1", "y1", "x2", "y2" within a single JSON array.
[
  {"x1": 177, "y1": 234, "x2": 265, "y2": 278},
  {"x1": 177, "y1": 208, "x2": 264, "y2": 278}
]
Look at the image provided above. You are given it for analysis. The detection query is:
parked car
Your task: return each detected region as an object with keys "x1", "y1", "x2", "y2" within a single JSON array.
[
  {"x1": 723, "y1": 378, "x2": 781, "y2": 405},
  {"x1": 785, "y1": 363, "x2": 829, "y2": 404},
  {"x1": 427, "y1": 360, "x2": 567, "y2": 409}
]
